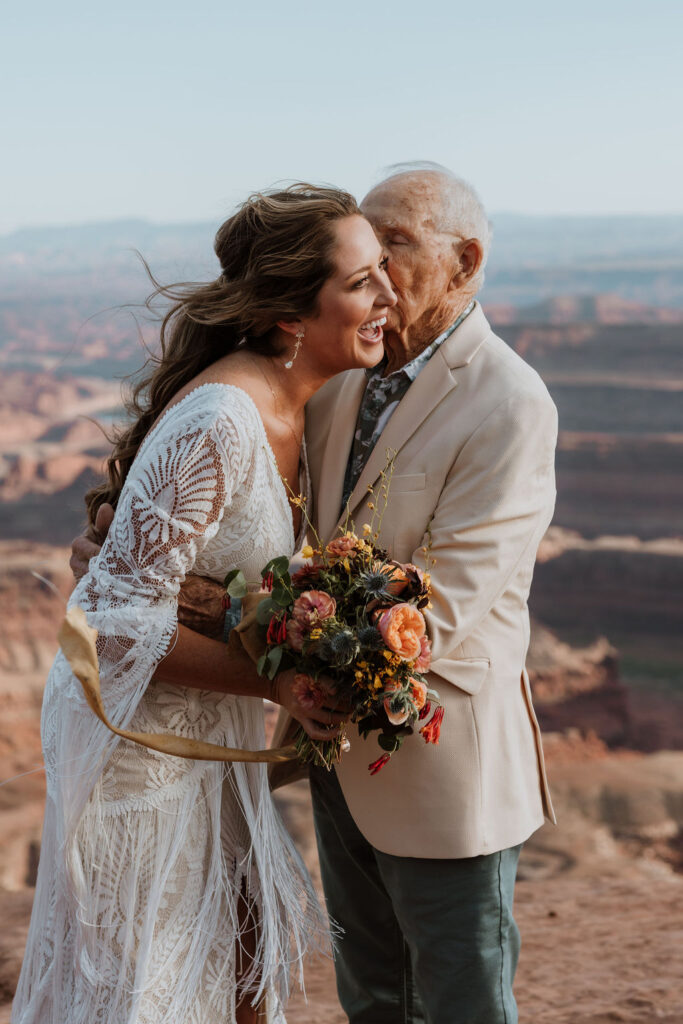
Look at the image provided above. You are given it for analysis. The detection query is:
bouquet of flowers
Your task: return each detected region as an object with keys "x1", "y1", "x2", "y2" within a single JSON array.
[{"x1": 223, "y1": 483, "x2": 444, "y2": 774}]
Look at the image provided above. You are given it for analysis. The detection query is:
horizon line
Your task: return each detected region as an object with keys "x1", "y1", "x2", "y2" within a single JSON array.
[{"x1": 3, "y1": 209, "x2": 683, "y2": 239}]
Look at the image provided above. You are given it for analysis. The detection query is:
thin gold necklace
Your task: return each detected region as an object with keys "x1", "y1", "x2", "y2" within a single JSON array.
[{"x1": 255, "y1": 358, "x2": 304, "y2": 450}]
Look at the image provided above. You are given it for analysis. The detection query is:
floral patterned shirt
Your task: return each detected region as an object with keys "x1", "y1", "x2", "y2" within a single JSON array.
[{"x1": 341, "y1": 302, "x2": 474, "y2": 511}]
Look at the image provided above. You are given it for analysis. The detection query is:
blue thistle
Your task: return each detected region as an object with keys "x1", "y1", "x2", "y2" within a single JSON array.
[
  {"x1": 317, "y1": 628, "x2": 360, "y2": 667},
  {"x1": 357, "y1": 625, "x2": 384, "y2": 651},
  {"x1": 358, "y1": 568, "x2": 393, "y2": 599}
]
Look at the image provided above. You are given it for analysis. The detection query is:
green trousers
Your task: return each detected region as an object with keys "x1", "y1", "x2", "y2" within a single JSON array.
[{"x1": 310, "y1": 766, "x2": 522, "y2": 1024}]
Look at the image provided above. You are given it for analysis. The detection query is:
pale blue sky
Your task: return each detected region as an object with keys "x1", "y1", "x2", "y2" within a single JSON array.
[{"x1": 3, "y1": 0, "x2": 681, "y2": 233}]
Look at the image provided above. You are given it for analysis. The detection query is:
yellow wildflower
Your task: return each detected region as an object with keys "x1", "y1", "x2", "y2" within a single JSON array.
[{"x1": 301, "y1": 545, "x2": 315, "y2": 559}]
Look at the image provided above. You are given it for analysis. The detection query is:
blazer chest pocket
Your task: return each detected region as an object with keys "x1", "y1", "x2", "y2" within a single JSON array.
[
  {"x1": 389, "y1": 473, "x2": 426, "y2": 493},
  {"x1": 430, "y1": 657, "x2": 491, "y2": 695}
]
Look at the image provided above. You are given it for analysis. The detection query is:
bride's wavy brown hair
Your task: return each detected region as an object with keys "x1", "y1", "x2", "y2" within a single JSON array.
[{"x1": 85, "y1": 183, "x2": 361, "y2": 524}]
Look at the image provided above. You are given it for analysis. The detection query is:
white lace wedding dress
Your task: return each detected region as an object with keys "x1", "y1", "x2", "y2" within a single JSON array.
[{"x1": 12, "y1": 383, "x2": 327, "y2": 1024}]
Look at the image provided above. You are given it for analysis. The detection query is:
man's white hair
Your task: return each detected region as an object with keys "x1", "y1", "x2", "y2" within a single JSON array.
[{"x1": 376, "y1": 161, "x2": 492, "y2": 287}]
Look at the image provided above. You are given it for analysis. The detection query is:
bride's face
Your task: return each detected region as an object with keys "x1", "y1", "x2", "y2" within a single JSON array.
[{"x1": 300, "y1": 215, "x2": 396, "y2": 374}]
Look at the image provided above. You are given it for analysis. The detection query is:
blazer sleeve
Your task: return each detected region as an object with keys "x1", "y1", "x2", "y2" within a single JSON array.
[{"x1": 421, "y1": 386, "x2": 558, "y2": 664}]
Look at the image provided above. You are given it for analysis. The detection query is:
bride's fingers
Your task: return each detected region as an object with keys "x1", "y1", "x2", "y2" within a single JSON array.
[
  {"x1": 311, "y1": 708, "x2": 346, "y2": 726},
  {"x1": 300, "y1": 717, "x2": 342, "y2": 741}
]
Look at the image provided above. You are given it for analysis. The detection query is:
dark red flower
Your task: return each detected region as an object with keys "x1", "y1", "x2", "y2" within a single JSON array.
[
  {"x1": 420, "y1": 706, "x2": 444, "y2": 744},
  {"x1": 368, "y1": 753, "x2": 391, "y2": 775},
  {"x1": 221, "y1": 594, "x2": 231, "y2": 610},
  {"x1": 266, "y1": 615, "x2": 280, "y2": 646},
  {"x1": 276, "y1": 613, "x2": 288, "y2": 644},
  {"x1": 418, "y1": 700, "x2": 432, "y2": 721},
  {"x1": 291, "y1": 564, "x2": 321, "y2": 588},
  {"x1": 264, "y1": 571, "x2": 274, "y2": 592}
]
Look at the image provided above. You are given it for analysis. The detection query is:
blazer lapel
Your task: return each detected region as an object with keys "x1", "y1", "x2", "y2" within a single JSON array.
[
  {"x1": 339, "y1": 303, "x2": 492, "y2": 532},
  {"x1": 340, "y1": 348, "x2": 457, "y2": 530},
  {"x1": 314, "y1": 369, "x2": 367, "y2": 542}
]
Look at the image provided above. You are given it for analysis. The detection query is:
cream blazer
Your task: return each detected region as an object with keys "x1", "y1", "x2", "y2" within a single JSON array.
[{"x1": 275, "y1": 303, "x2": 558, "y2": 859}]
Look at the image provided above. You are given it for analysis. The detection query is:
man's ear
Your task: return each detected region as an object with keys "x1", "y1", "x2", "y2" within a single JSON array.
[
  {"x1": 450, "y1": 238, "x2": 484, "y2": 289},
  {"x1": 276, "y1": 318, "x2": 304, "y2": 337}
]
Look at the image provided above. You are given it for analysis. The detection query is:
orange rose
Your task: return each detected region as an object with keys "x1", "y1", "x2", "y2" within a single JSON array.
[
  {"x1": 383, "y1": 681, "x2": 410, "y2": 726},
  {"x1": 409, "y1": 677, "x2": 427, "y2": 712},
  {"x1": 377, "y1": 603, "x2": 426, "y2": 661},
  {"x1": 375, "y1": 561, "x2": 409, "y2": 597}
]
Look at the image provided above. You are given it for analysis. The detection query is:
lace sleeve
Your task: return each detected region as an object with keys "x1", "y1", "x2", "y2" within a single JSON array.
[
  {"x1": 44, "y1": 389, "x2": 252, "y2": 816},
  {"x1": 74, "y1": 393, "x2": 249, "y2": 708}
]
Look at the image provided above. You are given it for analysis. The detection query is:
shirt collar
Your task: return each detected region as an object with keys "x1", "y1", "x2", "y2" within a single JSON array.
[{"x1": 369, "y1": 301, "x2": 475, "y2": 384}]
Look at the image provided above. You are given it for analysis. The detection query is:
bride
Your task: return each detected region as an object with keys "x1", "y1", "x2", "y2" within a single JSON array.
[{"x1": 12, "y1": 184, "x2": 396, "y2": 1024}]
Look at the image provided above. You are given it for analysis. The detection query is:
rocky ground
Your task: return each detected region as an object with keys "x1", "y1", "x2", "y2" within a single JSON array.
[
  {"x1": 284, "y1": 876, "x2": 683, "y2": 1024},
  {"x1": 1, "y1": 544, "x2": 682, "y2": 1022},
  {"x1": 2, "y1": 778, "x2": 682, "y2": 1023}
]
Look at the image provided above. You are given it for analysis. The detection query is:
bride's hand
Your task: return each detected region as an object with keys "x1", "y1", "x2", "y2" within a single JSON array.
[{"x1": 272, "y1": 668, "x2": 348, "y2": 742}]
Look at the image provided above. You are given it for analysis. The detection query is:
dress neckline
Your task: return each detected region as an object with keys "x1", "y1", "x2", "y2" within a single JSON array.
[{"x1": 140, "y1": 380, "x2": 309, "y2": 550}]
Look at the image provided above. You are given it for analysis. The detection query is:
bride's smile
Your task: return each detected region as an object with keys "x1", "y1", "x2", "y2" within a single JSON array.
[{"x1": 291, "y1": 214, "x2": 396, "y2": 375}]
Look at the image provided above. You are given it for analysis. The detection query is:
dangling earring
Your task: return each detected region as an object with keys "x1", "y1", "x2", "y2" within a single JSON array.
[{"x1": 284, "y1": 327, "x2": 304, "y2": 370}]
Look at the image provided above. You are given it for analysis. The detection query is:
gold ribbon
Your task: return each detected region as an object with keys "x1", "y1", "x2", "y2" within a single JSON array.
[{"x1": 58, "y1": 606, "x2": 298, "y2": 764}]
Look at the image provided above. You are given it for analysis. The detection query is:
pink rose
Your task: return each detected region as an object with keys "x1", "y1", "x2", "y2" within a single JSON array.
[
  {"x1": 376, "y1": 603, "x2": 426, "y2": 661},
  {"x1": 286, "y1": 617, "x2": 307, "y2": 652},
  {"x1": 414, "y1": 635, "x2": 432, "y2": 672},
  {"x1": 292, "y1": 590, "x2": 336, "y2": 626},
  {"x1": 291, "y1": 673, "x2": 326, "y2": 712}
]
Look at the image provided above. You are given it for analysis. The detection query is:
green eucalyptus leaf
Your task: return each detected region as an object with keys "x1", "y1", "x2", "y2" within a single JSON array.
[
  {"x1": 223, "y1": 569, "x2": 248, "y2": 598},
  {"x1": 356, "y1": 715, "x2": 374, "y2": 738},
  {"x1": 266, "y1": 645, "x2": 284, "y2": 680},
  {"x1": 271, "y1": 582, "x2": 291, "y2": 607},
  {"x1": 256, "y1": 653, "x2": 268, "y2": 676},
  {"x1": 256, "y1": 597, "x2": 281, "y2": 625},
  {"x1": 263, "y1": 556, "x2": 291, "y2": 579}
]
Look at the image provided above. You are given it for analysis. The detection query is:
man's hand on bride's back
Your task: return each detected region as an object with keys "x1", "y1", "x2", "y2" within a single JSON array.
[
  {"x1": 69, "y1": 502, "x2": 113, "y2": 580},
  {"x1": 272, "y1": 668, "x2": 349, "y2": 742}
]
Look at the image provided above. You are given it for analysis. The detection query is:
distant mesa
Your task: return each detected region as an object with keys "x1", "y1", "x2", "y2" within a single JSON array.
[{"x1": 486, "y1": 293, "x2": 683, "y2": 325}]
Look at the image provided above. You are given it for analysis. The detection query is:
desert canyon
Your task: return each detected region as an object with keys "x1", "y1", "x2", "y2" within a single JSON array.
[{"x1": 1, "y1": 216, "x2": 682, "y2": 1022}]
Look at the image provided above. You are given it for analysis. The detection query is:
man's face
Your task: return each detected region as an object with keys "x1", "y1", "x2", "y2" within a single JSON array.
[{"x1": 360, "y1": 176, "x2": 459, "y2": 349}]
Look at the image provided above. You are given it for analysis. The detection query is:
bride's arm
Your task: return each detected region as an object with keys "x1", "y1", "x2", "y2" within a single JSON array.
[
  {"x1": 155, "y1": 622, "x2": 346, "y2": 740},
  {"x1": 69, "y1": 477, "x2": 343, "y2": 738}
]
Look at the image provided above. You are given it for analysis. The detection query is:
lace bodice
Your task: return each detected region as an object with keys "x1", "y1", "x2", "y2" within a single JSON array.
[{"x1": 14, "y1": 383, "x2": 323, "y2": 1024}]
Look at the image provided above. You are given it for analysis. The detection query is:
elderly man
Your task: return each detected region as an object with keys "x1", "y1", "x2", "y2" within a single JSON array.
[
  {"x1": 296, "y1": 164, "x2": 557, "y2": 1024},
  {"x1": 72, "y1": 163, "x2": 557, "y2": 1024}
]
